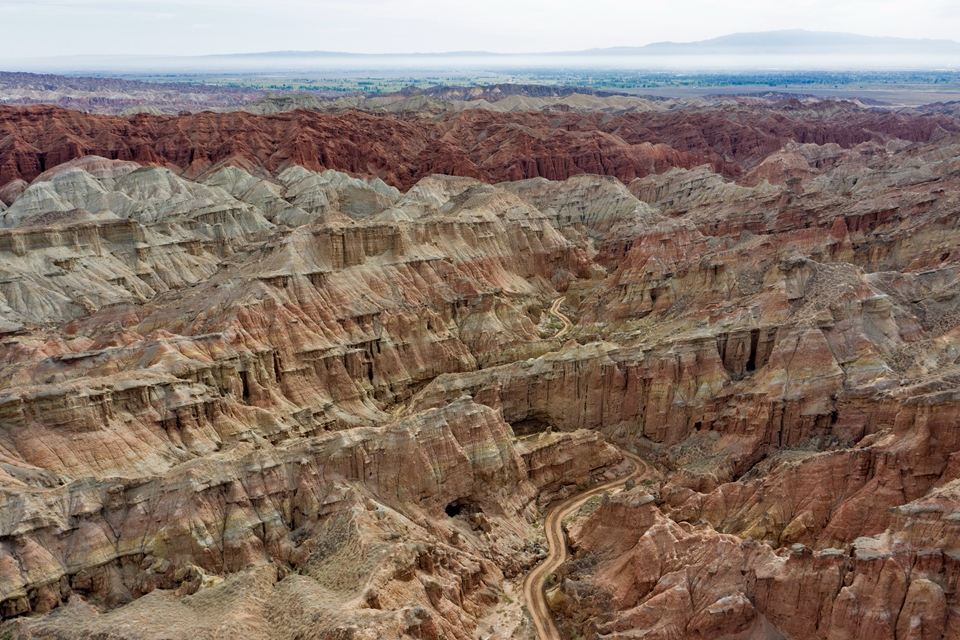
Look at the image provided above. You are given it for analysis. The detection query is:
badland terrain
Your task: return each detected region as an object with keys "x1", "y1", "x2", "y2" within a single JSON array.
[{"x1": 0, "y1": 88, "x2": 957, "y2": 639}]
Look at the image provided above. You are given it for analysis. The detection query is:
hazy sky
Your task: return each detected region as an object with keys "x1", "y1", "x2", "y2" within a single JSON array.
[{"x1": 3, "y1": 0, "x2": 960, "y2": 58}]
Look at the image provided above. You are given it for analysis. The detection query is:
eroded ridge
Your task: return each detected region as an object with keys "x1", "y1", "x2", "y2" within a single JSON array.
[{"x1": 0, "y1": 97, "x2": 959, "y2": 638}]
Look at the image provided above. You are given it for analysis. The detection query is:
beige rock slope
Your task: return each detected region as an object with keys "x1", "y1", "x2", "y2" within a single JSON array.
[{"x1": 3, "y1": 126, "x2": 960, "y2": 640}]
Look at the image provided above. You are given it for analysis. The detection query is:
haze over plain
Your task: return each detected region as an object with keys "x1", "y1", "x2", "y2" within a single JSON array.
[{"x1": 2, "y1": 0, "x2": 960, "y2": 71}]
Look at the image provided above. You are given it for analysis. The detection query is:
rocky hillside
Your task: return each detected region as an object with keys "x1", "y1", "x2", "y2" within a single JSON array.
[
  {"x1": 0, "y1": 101, "x2": 958, "y2": 638},
  {"x1": 1, "y1": 100, "x2": 954, "y2": 191}
]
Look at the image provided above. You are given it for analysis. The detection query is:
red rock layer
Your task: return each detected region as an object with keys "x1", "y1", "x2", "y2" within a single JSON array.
[{"x1": 0, "y1": 102, "x2": 954, "y2": 190}]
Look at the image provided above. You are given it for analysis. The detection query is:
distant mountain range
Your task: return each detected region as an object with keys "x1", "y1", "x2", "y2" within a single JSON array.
[
  {"x1": 208, "y1": 30, "x2": 960, "y2": 58},
  {"x1": 2, "y1": 30, "x2": 959, "y2": 73},
  {"x1": 147, "y1": 30, "x2": 960, "y2": 59},
  {"x1": 583, "y1": 30, "x2": 960, "y2": 55}
]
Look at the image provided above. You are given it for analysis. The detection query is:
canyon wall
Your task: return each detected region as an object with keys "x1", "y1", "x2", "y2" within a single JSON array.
[{"x1": 0, "y1": 100, "x2": 959, "y2": 638}]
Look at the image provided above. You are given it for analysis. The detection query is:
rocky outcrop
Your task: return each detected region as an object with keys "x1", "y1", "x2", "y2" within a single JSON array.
[
  {"x1": 517, "y1": 135, "x2": 960, "y2": 638},
  {"x1": 1, "y1": 101, "x2": 960, "y2": 639},
  {"x1": 503, "y1": 174, "x2": 657, "y2": 241},
  {"x1": 556, "y1": 474, "x2": 960, "y2": 640},
  {"x1": 0, "y1": 156, "x2": 630, "y2": 639},
  {"x1": 2, "y1": 102, "x2": 954, "y2": 190},
  {"x1": 0, "y1": 180, "x2": 26, "y2": 206},
  {"x1": 0, "y1": 397, "x2": 618, "y2": 620}
]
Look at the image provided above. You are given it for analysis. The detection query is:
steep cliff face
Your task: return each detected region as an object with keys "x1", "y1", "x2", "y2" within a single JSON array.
[
  {"x1": 0, "y1": 397, "x2": 621, "y2": 627},
  {"x1": 1, "y1": 102, "x2": 954, "y2": 190},
  {"x1": 557, "y1": 470, "x2": 960, "y2": 640},
  {"x1": 538, "y1": 134, "x2": 960, "y2": 638},
  {"x1": 0, "y1": 162, "x2": 601, "y2": 484},
  {"x1": 400, "y1": 133, "x2": 960, "y2": 637},
  {"x1": 0, "y1": 150, "x2": 629, "y2": 638},
  {"x1": 1, "y1": 102, "x2": 960, "y2": 639}
]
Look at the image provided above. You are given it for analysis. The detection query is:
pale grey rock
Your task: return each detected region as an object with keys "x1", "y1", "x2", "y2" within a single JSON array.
[{"x1": 505, "y1": 173, "x2": 656, "y2": 238}]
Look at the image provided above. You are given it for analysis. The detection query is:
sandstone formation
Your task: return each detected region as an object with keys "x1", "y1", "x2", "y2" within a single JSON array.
[
  {"x1": 0, "y1": 97, "x2": 959, "y2": 639},
  {"x1": 0, "y1": 150, "x2": 620, "y2": 638},
  {"x1": 1, "y1": 100, "x2": 954, "y2": 191}
]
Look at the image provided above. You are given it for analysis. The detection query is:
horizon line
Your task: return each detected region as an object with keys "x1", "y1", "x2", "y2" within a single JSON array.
[{"x1": 2, "y1": 28, "x2": 960, "y2": 62}]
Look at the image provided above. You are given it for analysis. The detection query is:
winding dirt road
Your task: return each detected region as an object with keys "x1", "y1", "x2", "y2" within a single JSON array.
[
  {"x1": 549, "y1": 296, "x2": 573, "y2": 340},
  {"x1": 522, "y1": 449, "x2": 649, "y2": 640}
]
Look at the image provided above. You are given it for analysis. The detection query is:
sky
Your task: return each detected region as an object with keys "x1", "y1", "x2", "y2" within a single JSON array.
[{"x1": 2, "y1": 0, "x2": 960, "y2": 58}]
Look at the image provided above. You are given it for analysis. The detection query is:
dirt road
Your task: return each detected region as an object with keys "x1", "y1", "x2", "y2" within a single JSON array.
[
  {"x1": 521, "y1": 449, "x2": 649, "y2": 640},
  {"x1": 549, "y1": 296, "x2": 573, "y2": 340}
]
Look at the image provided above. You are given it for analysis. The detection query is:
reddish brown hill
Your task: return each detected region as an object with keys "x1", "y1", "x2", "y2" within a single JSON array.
[{"x1": 0, "y1": 103, "x2": 955, "y2": 190}]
